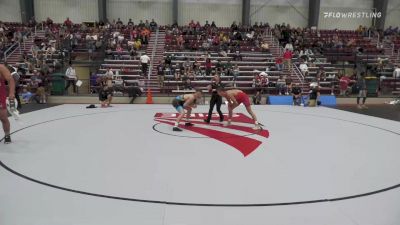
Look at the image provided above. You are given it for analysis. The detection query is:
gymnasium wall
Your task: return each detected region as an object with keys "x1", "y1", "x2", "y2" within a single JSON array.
[
  {"x1": 385, "y1": 0, "x2": 400, "y2": 28},
  {"x1": 318, "y1": 0, "x2": 374, "y2": 29},
  {"x1": 107, "y1": 0, "x2": 172, "y2": 25},
  {"x1": 34, "y1": 0, "x2": 99, "y2": 23},
  {"x1": 178, "y1": 0, "x2": 242, "y2": 27},
  {"x1": 0, "y1": 0, "x2": 21, "y2": 22},
  {"x1": 250, "y1": 0, "x2": 309, "y2": 28}
]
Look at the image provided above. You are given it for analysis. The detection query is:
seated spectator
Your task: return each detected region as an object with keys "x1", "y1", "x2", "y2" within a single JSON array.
[
  {"x1": 252, "y1": 91, "x2": 261, "y2": 105},
  {"x1": 276, "y1": 76, "x2": 286, "y2": 95},
  {"x1": 284, "y1": 42, "x2": 294, "y2": 51},
  {"x1": 176, "y1": 35, "x2": 184, "y2": 47},
  {"x1": 204, "y1": 58, "x2": 212, "y2": 75},
  {"x1": 211, "y1": 21, "x2": 217, "y2": 28},
  {"x1": 291, "y1": 83, "x2": 302, "y2": 106},
  {"x1": 393, "y1": 65, "x2": 400, "y2": 78},
  {"x1": 299, "y1": 60, "x2": 308, "y2": 76},
  {"x1": 183, "y1": 58, "x2": 192, "y2": 74},
  {"x1": 261, "y1": 41, "x2": 269, "y2": 52},
  {"x1": 115, "y1": 44, "x2": 123, "y2": 59},
  {"x1": 233, "y1": 50, "x2": 242, "y2": 61}
]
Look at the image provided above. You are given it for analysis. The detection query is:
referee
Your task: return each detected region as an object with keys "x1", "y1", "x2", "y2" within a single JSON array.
[{"x1": 204, "y1": 74, "x2": 224, "y2": 123}]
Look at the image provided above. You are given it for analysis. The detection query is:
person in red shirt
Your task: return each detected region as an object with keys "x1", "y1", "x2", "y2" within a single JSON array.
[
  {"x1": 189, "y1": 20, "x2": 196, "y2": 28},
  {"x1": 217, "y1": 88, "x2": 261, "y2": 130},
  {"x1": 275, "y1": 57, "x2": 283, "y2": 71},
  {"x1": 64, "y1": 17, "x2": 72, "y2": 28},
  {"x1": 339, "y1": 75, "x2": 351, "y2": 96},
  {"x1": 283, "y1": 49, "x2": 293, "y2": 71}
]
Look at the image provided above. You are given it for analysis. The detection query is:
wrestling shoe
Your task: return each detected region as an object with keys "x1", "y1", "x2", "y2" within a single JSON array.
[
  {"x1": 203, "y1": 119, "x2": 210, "y2": 124},
  {"x1": 185, "y1": 122, "x2": 194, "y2": 126},
  {"x1": 219, "y1": 115, "x2": 224, "y2": 122},
  {"x1": 4, "y1": 135, "x2": 11, "y2": 144},
  {"x1": 173, "y1": 127, "x2": 182, "y2": 132},
  {"x1": 224, "y1": 121, "x2": 231, "y2": 127}
]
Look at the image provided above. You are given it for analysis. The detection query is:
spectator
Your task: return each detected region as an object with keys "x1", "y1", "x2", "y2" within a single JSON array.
[
  {"x1": 253, "y1": 91, "x2": 261, "y2": 105},
  {"x1": 299, "y1": 60, "x2": 308, "y2": 76},
  {"x1": 261, "y1": 41, "x2": 269, "y2": 52},
  {"x1": 65, "y1": 64, "x2": 77, "y2": 94},
  {"x1": 157, "y1": 61, "x2": 165, "y2": 88},
  {"x1": 339, "y1": 75, "x2": 351, "y2": 96},
  {"x1": 183, "y1": 58, "x2": 192, "y2": 74},
  {"x1": 232, "y1": 64, "x2": 240, "y2": 86},
  {"x1": 308, "y1": 85, "x2": 320, "y2": 107},
  {"x1": 275, "y1": 57, "x2": 283, "y2": 71},
  {"x1": 140, "y1": 53, "x2": 151, "y2": 76},
  {"x1": 204, "y1": 58, "x2": 212, "y2": 76},
  {"x1": 393, "y1": 65, "x2": 400, "y2": 78},
  {"x1": 356, "y1": 74, "x2": 368, "y2": 109},
  {"x1": 127, "y1": 18, "x2": 134, "y2": 26},
  {"x1": 233, "y1": 50, "x2": 242, "y2": 61},
  {"x1": 64, "y1": 17, "x2": 72, "y2": 28},
  {"x1": 150, "y1": 19, "x2": 158, "y2": 31},
  {"x1": 176, "y1": 35, "x2": 184, "y2": 47},
  {"x1": 291, "y1": 83, "x2": 302, "y2": 106},
  {"x1": 283, "y1": 49, "x2": 293, "y2": 71},
  {"x1": 276, "y1": 75, "x2": 286, "y2": 95}
]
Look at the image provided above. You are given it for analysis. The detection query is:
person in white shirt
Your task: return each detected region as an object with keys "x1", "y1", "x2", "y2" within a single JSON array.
[
  {"x1": 140, "y1": 54, "x2": 151, "y2": 76},
  {"x1": 65, "y1": 64, "x2": 77, "y2": 93},
  {"x1": 284, "y1": 42, "x2": 294, "y2": 52},
  {"x1": 393, "y1": 65, "x2": 400, "y2": 78},
  {"x1": 299, "y1": 61, "x2": 309, "y2": 76}
]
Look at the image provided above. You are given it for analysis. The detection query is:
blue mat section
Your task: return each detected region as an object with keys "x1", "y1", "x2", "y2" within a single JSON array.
[
  {"x1": 268, "y1": 96, "x2": 293, "y2": 105},
  {"x1": 268, "y1": 95, "x2": 337, "y2": 106},
  {"x1": 319, "y1": 95, "x2": 337, "y2": 106}
]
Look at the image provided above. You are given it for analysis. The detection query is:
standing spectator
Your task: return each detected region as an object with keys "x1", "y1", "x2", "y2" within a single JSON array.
[
  {"x1": 283, "y1": 49, "x2": 293, "y2": 71},
  {"x1": 149, "y1": 19, "x2": 158, "y2": 31},
  {"x1": 157, "y1": 61, "x2": 165, "y2": 88},
  {"x1": 64, "y1": 17, "x2": 73, "y2": 28},
  {"x1": 232, "y1": 64, "x2": 240, "y2": 87},
  {"x1": 339, "y1": 75, "x2": 351, "y2": 96},
  {"x1": 140, "y1": 53, "x2": 151, "y2": 76},
  {"x1": 292, "y1": 83, "x2": 302, "y2": 106},
  {"x1": 65, "y1": 64, "x2": 77, "y2": 94},
  {"x1": 165, "y1": 54, "x2": 172, "y2": 67},
  {"x1": 356, "y1": 74, "x2": 368, "y2": 109},
  {"x1": 275, "y1": 57, "x2": 283, "y2": 71}
]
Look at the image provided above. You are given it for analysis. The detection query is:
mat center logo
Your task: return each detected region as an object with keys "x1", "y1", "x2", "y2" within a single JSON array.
[{"x1": 154, "y1": 113, "x2": 269, "y2": 157}]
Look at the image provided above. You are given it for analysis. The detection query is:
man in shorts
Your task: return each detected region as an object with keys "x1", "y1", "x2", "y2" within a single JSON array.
[
  {"x1": 172, "y1": 89, "x2": 202, "y2": 131},
  {"x1": 0, "y1": 64, "x2": 16, "y2": 144},
  {"x1": 356, "y1": 75, "x2": 368, "y2": 109},
  {"x1": 217, "y1": 88, "x2": 261, "y2": 130}
]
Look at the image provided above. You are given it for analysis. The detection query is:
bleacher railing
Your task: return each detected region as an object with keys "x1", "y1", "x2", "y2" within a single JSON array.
[{"x1": 3, "y1": 42, "x2": 21, "y2": 62}]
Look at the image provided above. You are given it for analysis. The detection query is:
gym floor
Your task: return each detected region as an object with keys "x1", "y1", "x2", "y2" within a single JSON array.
[{"x1": 1, "y1": 103, "x2": 399, "y2": 225}]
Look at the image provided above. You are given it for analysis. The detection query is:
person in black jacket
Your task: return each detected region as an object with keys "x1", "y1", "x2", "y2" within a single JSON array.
[{"x1": 204, "y1": 74, "x2": 224, "y2": 123}]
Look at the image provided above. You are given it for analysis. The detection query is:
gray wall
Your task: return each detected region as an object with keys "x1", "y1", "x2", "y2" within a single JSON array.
[
  {"x1": 319, "y1": 0, "x2": 374, "y2": 29},
  {"x1": 385, "y1": 0, "x2": 400, "y2": 28},
  {"x1": 34, "y1": 0, "x2": 99, "y2": 23},
  {"x1": 250, "y1": 0, "x2": 309, "y2": 28},
  {"x1": 0, "y1": 0, "x2": 22, "y2": 22}
]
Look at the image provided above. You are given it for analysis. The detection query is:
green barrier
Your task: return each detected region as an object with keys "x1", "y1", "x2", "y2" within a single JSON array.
[
  {"x1": 51, "y1": 72, "x2": 65, "y2": 95},
  {"x1": 365, "y1": 77, "x2": 378, "y2": 97}
]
